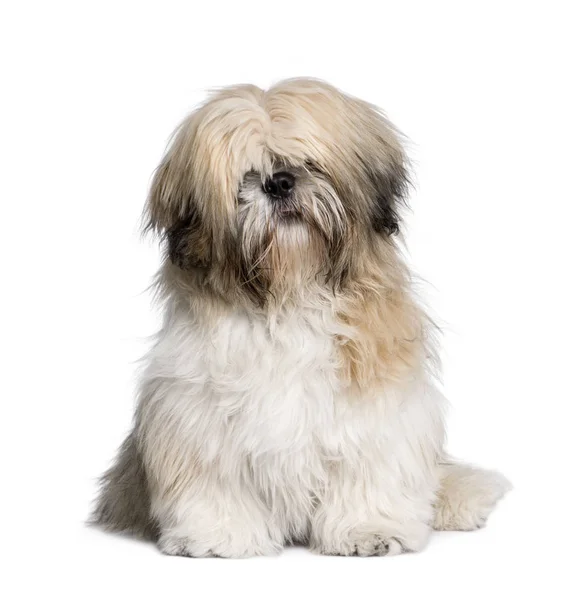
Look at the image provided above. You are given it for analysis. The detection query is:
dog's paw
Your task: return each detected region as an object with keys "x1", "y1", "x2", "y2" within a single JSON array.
[
  {"x1": 329, "y1": 533, "x2": 403, "y2": 557},
  {"x1": 158, "y1": 532, "x2": 281, "y2": 558},
  {"x1": 158, "y1": 535, "x2": 212, "y2": 558},
  {"x1": 315, "y1": 522, "x2": 429, "y2": 557}
]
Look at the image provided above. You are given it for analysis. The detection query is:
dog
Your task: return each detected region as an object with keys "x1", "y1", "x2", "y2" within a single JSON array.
[{"x1": 93, "y1": 78, "x2": 510, "y2": 557}]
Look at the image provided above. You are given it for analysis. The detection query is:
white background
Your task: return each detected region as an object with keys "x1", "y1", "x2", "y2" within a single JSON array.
[{"x1": 2, "y1": 1, "x2": 574, "y2": 598}]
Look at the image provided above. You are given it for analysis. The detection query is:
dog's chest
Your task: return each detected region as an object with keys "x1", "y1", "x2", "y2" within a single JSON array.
[
  {"x1": 210, "y1": 311, "x2": 342, "y2": 452},
  {"x1": 167, "y1": 307, "x2": 350, "y2": 460},
  {"x1": 155, "y1": 304, "x2": 428, "y2": 533}
]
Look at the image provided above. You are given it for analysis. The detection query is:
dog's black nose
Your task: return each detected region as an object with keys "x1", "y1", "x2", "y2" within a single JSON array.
[{"x1": 263, "y1": 172, "x2": 295, "y2": 199}]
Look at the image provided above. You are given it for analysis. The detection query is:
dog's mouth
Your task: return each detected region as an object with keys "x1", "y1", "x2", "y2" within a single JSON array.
[{"x1": 274, "y1": 200, "x2": 301, "y2": 220}]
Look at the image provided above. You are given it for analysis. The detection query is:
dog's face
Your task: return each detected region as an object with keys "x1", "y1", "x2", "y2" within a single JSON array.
[{"x1": 146, "y1": 79, "x2": 409, "y2": 304}]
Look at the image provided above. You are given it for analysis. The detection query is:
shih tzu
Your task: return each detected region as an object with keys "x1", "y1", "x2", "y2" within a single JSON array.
[{"x1": 93, "y1": 78, "x2": 510, "y2": 557}]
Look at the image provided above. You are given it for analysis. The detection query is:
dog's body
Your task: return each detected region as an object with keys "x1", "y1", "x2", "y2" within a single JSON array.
[{"x1": 93, "y1": 79, "x2": 510, "y2": 557}]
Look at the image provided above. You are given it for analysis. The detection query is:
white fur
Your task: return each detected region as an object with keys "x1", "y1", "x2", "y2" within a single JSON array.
[{"x1": 135, "y1": 295, "x2": 506, "y2": 557}]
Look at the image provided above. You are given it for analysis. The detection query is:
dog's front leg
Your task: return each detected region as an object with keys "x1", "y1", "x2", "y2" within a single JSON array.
[
  {"x1": 152, "y1": 469, "x2": 284, "y2": 558},
  {"x1": 137, "y1": 378, "x2": 285, "y2": 558},
  {"x1": 309, "y1": 458, "x2": 434, "y2": 556}
]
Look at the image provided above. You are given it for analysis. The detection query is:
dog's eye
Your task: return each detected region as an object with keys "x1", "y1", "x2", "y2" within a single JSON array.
[{"x1": 304, "y1": 160, "x2": 326, "y2": 177}]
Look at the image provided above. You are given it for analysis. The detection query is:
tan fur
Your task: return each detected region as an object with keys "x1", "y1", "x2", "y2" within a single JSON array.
[{"x1": 335, "y1": 249, "x2": 430, "y2": 392}]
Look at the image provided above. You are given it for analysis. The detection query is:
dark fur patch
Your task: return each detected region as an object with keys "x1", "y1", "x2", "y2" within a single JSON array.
[
  {"x1": 372, "y1": 191, "x2": 401, "y2": 235},
  {"x1": 166, "y1": 206, "x2": 211, "y2": 269},
  {"x1": 371, "y1": 163, "x2": 409, "y2": 235},
  {"x1": 90, "y1": 433, "x2": 158, "y2": 541}
]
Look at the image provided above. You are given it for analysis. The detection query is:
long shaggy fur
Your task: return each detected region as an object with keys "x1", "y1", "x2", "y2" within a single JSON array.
[{"x1": 92, "y1": 78, "x2": 510, "y2": 557}]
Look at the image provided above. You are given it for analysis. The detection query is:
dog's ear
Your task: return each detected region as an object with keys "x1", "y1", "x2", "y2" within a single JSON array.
[
  {"x1": 143, "y1": 130, "x2": 212, "y2": 269},
  {"x1": 144, "y1": 159, "x2": 186, "y2": 234},
  {"x1": 353, "y1": 102, "x2": 410, "y2": 237}
]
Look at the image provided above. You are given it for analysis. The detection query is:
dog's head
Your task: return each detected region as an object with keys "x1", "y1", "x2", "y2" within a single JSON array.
[{"x1": 145, "y1": 79, "x2": 409, "y2": 305}]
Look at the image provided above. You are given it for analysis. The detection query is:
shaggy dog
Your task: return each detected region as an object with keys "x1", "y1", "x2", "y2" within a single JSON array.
[{"x1": 93, "y1": 78, "x2": 510, "y2": 557}]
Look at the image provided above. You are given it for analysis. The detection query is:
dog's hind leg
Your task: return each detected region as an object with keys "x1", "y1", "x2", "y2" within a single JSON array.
[
  {"x1": 90, "y1": 431, "x2": 158, "y2": 540},
  {"x1": 433, "y1": 461, "x2": 511, "y2": 531}
]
